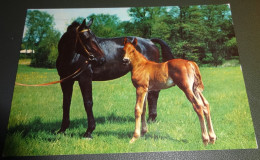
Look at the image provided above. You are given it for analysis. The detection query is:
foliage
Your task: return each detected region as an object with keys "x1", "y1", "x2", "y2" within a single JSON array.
[
  {"x1": 23, "y1": 10, "x2": 61, "y2": 68},
  {"x1": 30, "y1": 29, "x2": 61, "y2": 68}
]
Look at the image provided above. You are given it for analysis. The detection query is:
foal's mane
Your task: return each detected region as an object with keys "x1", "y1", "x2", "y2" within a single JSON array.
[{"x1": 127, "y1": 40, "x2": 149, "y2": 62}]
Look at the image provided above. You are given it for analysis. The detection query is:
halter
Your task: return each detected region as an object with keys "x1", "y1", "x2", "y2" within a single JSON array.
[{"x1": 75, "y1": 26, "x2": 95, "y2": 60}]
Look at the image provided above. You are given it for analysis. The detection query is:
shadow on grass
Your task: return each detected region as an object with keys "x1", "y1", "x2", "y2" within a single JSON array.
[
  {"x1": 6, "y1": 113, "x2": 134, "y2": 139},
  {"x1": 6, "y1": 113, "x2": 187, "y2": 143},
  {"x1": 94, "y1": 130, "x2": 188, "y2": 143}
]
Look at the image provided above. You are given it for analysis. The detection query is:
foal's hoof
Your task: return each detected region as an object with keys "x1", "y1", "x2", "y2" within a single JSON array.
[
  {"x1": 210, "y1": 136, "x2": 217, "y2": 144},
  {"x1": 129, "y1": 137, "x2": 138, "y2": 144}
]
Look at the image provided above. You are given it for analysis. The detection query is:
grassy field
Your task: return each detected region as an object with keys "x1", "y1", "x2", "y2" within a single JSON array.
[{"x1": 3, "y1": 60, "x2": 257, "y2": 156}]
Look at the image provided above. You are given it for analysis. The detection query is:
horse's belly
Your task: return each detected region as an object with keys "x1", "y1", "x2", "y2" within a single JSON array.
[
  {"x1": 92, "y1": 62, "x2": 130, "y2": 81},
  {"x1": 148, "y1": 77, "x2": 175, "y2": 91}
]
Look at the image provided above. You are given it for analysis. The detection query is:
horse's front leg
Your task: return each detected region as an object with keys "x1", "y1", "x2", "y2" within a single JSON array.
[
  {"x1": 58, "y1": 80, "x2": 75, "y2": 134},
  {"x1": 78, "y1": 67, "x2": 96, "y2": 138},
  {"x1": 147, "y1": 90, "x2": 160, "y2": 122},
  {"x1": 130, "y1": 87, "x2": 148, "y2": 143}
]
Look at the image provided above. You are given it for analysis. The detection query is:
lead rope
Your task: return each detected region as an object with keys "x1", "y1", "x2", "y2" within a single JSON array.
[{"x1": 15, "y1": 61, "x2": 89, "y2": 87}]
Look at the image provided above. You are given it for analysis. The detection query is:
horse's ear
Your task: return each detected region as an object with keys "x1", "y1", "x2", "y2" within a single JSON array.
[
  {"x1": 79, "y1": 19, "x2": 86, "y2": 30},
  {"x1": 86, "y1": 18, "x2": 94, "y2": 28},
  {"x1": 124, "y1": 37, "x2": 128, "y2": 45},
  {"x1": 132, "y1": 38, "x2": 138, "y2": 46}
]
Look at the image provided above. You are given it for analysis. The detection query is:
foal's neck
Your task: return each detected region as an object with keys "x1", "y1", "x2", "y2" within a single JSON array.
[{"x1": 131, "y1": 50, "x2": 149, "y2": 69}]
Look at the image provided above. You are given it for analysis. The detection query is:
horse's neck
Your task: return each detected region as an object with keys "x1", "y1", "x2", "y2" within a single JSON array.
[{"x1": 58, "y1": 32, "x2": 78, "y2": 62}]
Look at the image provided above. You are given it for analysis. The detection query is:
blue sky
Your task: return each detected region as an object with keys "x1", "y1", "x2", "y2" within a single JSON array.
[{"x1": 28, "y1": 8, "x2": 131, "y2": 33}]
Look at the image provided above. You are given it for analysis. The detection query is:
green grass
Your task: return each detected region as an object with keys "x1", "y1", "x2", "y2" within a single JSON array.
[{"x1": 3, "y1": 62, "x2": 257, "y2": 156}]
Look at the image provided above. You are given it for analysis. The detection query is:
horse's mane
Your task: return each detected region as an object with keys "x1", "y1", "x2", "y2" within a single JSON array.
[{"x1": 67, "y1": 21, "x2": 80, "y2": 32}]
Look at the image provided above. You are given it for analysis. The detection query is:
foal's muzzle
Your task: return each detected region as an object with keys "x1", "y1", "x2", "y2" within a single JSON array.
[{"x1": 122, "y1": 58, "x2": 130, "y2": 65}]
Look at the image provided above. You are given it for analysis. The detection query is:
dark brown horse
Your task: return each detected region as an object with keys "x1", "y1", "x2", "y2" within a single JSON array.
[
  {"x1": 56, "y1": 19, "x2": 174, "y2": 138},
  {"x1": 123, "y1": 38, "x2": 216, "y2": 145}
]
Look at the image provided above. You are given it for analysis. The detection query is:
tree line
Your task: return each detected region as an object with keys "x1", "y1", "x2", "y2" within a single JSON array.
[{"x1": 22, "y1": 4, "x2": 238, "y2": 68}]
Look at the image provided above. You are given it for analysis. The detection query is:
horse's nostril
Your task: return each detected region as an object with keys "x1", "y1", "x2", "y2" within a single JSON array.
[{"x1": 101, "y1": 57, "x2": 106, "y2": 63}]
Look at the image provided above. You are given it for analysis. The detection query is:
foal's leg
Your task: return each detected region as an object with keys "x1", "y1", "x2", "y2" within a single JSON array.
[
  {"x1": 147, "y1": 91, "x2": 160, "y2": 122},
  {"x1": 58, "y1": 80, "x2": 75, "y2": 134},
  {"x1": 141, "y1": 96, "x2": 148, "y2": 136},
  {"x1": 182, "y1": 87, "x2": 209, "y2": 145},
  {"x1": 130, "y1": 87, "x2": 148, "y2": 143},
  {"x1": 78, "y1": 68, "x2": 96, "y2": 138},
  {"x1": 199, "y1": 92, "x2": 217, "y2": 144}
]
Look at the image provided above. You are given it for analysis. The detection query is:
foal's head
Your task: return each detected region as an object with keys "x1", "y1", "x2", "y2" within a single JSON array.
[{"x1": 122, "y1": 37, "x2": 138, "y2": 65}]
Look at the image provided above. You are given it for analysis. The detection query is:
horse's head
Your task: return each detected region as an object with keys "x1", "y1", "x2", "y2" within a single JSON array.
[
  {"x1": 75, "y1": 19, "x2": 106, "y2": 66},
  {"x1": 122, "y1": 37, "x2": 138, "y2": 65}
]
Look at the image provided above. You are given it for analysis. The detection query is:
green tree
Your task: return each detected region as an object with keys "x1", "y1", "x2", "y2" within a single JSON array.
[
  {"x1": 24, "y1": 10, "x2": 61, "y2": 68},
  {"x1": 24, "y1": 10, "x2": 55, "y2": 51},
  {"x1": 30, "y1": 29, "x2": 61, "y2": 68},
  {"x1": 128, "y1": 7, "x2": 167, "y2": 38},
  {"x1": 201, "y1": 4, "x2": 233, "y2": 65},
  {"x1": 173, "y1": 6, "x2": 206, "y2": 62}
]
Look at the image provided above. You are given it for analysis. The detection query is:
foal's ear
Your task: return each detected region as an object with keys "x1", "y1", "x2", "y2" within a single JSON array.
[
  {"x1": 124, "y1": 37, "x2": 128, "y2": 45},
  {"x1": 132, "y1": 38, "x2": 138, "y2": 46}
]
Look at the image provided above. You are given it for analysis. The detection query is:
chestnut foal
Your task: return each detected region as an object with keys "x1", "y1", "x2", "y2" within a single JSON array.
[{"x1": 123, "y1": 38, "x2": 216, "y2": 145}]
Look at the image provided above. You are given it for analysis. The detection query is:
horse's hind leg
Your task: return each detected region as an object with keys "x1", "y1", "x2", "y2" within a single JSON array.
[
  {"x1": 198, "y1": 92, "x2": 217, "y2": 144},
  {"x1": 147, "y1": 91, "x2": 160, "y2": 122},
  {"x1": 181, "y1": 87, "x2": 209, "y2": 145},
  {"x1": 58, "y1": 80, "x2": 75, "y2": 134}
]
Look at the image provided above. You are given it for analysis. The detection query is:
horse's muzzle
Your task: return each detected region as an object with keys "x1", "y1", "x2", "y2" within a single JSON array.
[
  {"x1": 99, "y1": 57, "x2": 106, "y2": 65},
  {"x1": 91, "y1": 57, "x2": 106, "y2": 66}
]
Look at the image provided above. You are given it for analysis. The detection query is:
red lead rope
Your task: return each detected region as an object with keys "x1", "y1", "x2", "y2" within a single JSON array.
[{"x1": 15, "y1": 61, "x2": 88, "y2": 87}]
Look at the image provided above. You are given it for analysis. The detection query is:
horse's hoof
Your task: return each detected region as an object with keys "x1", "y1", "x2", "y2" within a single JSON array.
[
  {"x1": 203, "y1": 138, "x2": 209, "y2": 146},
  {"x1": 83, "y1": 137, "x2": 93, "y2": 140},
  {"x1": 141, "y1": 129, "x2": 148, "y2": 136},
  {"x1": 129, "y1": 137, "x2": 137, "y2": 144},
  {"x1": 147, "y1": 117, "x2": 156, "y2": 123},
  {"x1": 83, "y1": 133, "x2": 93, "y2": 139},
  {"x1": 57, "y1": 129, "x2": 66, "y2": 134},
  {"x1": 210, "y1": 136, "x2": 217, "y2": 144}
]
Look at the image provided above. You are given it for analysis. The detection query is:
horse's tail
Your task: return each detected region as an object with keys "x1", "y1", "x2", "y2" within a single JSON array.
[
  {"x1": 150, "y1": 38, "x2": 174, "y2": 62},
  {"x1": 191, "y1": 61, "x2": 204, "y2": 92}
]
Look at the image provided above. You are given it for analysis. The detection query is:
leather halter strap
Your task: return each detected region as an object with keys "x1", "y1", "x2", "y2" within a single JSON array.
[{"x1": 75, "y1": 27, "x2": 94, "y2": 60}]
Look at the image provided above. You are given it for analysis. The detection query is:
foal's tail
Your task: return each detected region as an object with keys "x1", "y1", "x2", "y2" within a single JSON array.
[
  {"x1": 191, "y1": 61, "x2": 204, "y2": 92},
  {"x1": 150, "y1": 38, "x2": 174, "y2": 61}
]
